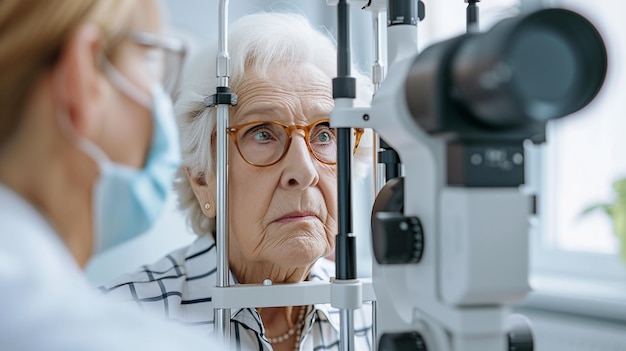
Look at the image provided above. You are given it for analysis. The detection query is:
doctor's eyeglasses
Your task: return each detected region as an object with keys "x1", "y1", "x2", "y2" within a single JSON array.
[
  {"x1": 227, "y1": 119, "x2": 364, "y2": 167},
  {"x1": 131, "y1": 31, "x2": 187, "y2": 96}
]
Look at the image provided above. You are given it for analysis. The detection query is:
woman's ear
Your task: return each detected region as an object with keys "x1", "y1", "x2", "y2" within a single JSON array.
[
  {"x1": 184, "y1": 167, "x2": 216, "y2": 217},
  {"x1": 52, "y1": 24, "x2": 107, "y2": 137}
]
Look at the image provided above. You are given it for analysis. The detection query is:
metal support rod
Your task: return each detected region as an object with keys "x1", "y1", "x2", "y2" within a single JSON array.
[
  {"x1": 340, "y1": 309, "x2": 355, "y2": 351},
  {"x1": 370, "y1": 11, "x2": 385, "y2": 350},
  {"x1": 371, "y1": 300, "x2": 378, "y2": 351},
  {"x1": 334, "y1": 1, "x2": 357, "y2": 350},
  {"x1": 215, "y1": 0, "x2": 231, "y2": 346},
  {"x1": 371, "y1": 11, "x2": 384, "y2": 94},
  {"x1": 217, "y1": 0, "x2": 231, "y2": 87}
]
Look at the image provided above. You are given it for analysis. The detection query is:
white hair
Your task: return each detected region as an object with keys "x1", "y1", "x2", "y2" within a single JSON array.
[{"x1": 173, "y1": 12, "x2": 373, "y2": 236}]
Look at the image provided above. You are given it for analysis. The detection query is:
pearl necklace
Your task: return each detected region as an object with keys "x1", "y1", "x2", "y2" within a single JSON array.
[{"x1": 266, "y1": 305, "x2": 308, "y2": 350}]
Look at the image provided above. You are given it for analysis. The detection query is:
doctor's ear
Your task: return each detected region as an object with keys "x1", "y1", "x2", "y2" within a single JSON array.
[
  {"x1": 184, "y1": 167, "x2": 216, "y2": 217},
  {"x1": 52, "y1": 24, "x2": 108, "y2": 137}
]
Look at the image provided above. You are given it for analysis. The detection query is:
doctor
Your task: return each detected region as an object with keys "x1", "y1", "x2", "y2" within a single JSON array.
[{"x1": 0, "y1": 0, "x2": 220, "y2": 349}]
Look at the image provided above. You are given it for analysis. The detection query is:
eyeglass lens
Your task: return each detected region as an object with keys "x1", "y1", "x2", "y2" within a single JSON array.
[
  {"x1": 132, "y1": 32, "x2": 186, "y2": 96},
  {"x1": 236, "y1": 122, "x2": 337, "y2": 166},
  {"x1": 161, "y1": 48, "x2": 184, "y2": 94}
]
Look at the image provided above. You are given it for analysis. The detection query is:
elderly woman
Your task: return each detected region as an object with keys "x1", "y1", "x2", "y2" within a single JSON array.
[{"x1": 103, "y1": 12, "x2": 373, "y2": 351}]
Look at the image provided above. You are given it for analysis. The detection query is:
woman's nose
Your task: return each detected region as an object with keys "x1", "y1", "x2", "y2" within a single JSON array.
[{"x1": 279, "y1": 134, "x2": 319, "y2": 189}]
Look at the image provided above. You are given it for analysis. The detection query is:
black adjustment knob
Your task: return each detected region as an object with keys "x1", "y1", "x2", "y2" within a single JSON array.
[
  {"x1": 371, "y1": 177, "x2": 424, "y2": 265},
  {"x1": 379, "y1": 332, "x2": 427, "y2": 351},
  {"x1": 506, "y1": 314, "x2": 534, "y2": 351},
  {"x1": 372, "y1": 212, "x2": 424, "y2": 264}
]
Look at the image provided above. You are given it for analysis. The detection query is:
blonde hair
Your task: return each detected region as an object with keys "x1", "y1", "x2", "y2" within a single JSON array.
[
  {"x1": 0, "y1": 0, "x2": 137, "y2": 145},
  {"x1": 173, "y1": 12, "x2": 373, "y2": 236}
]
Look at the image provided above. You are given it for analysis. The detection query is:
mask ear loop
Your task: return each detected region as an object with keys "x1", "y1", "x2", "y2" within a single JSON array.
[
  {"x1": 102, "y1": 59, "x2": 152, "y2": 109},
  {"x1": 56, "y1": 109, "x2": 113, "y2": 170},
  {"x1": 53, "y1": 70, "x2": 113, "y2": 172}
]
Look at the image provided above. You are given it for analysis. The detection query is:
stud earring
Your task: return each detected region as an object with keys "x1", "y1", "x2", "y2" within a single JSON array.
[{"x1": 204, "y1": 203, "x2": 211, "y2": 210}]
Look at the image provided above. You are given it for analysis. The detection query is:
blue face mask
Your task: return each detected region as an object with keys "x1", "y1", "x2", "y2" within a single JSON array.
[
  {"x1": 92, "y1": 85, "x2": 181, "y2": 254},
  {"x1": 64, "y1": 65, "x2": 181, "y2": 255}
]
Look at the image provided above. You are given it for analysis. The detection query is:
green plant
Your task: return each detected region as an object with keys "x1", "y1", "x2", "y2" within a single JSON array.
[{"x1": 581, "y1": 177, "x2": 626, "y2": 261}]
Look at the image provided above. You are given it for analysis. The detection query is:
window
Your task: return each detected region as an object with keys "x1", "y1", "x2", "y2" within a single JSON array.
[{"x1": 531, "y1": 0, "x2": 626, "y2": 282}]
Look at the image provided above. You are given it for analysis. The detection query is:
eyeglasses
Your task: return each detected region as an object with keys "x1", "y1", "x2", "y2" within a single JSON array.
[
  {"x1": 132, "y1": 31, "x2": 187, "y2": 96},
  {"x1": 227, "y1": 119, "x2": 365, "y2": 167}
]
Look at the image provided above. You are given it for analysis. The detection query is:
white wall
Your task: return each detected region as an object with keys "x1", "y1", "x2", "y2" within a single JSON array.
[{"x1": 160, "y1": 0, "x2": 374, "y2": 72}]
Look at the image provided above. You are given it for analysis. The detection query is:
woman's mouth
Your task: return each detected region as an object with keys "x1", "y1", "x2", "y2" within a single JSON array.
[{"x1": 275, "y1": 212, "x2": 319, "y2": 223}]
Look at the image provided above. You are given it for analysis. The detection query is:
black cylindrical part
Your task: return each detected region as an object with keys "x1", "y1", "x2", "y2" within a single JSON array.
[
  {"x1": 451, "y1": 8, "x2": 607, "y2": 127},
  {"x1": 336, "y1": 127, "x2": 355, "y2": 280},
  {"x1": 388, "y1": 0, "x2": 418, "y2": 26},
  {"x1": 385, "y1": 163, "x2": 400, "y2": 181},
  {"x1": 335, "y1": 0, "x2": 356, "y2": 281},
  {"x1": 336, "y1": 234, "x2": 357, "y2": 279},
  {"x1": 337, "y1": 0, "x2": 351, "y2": 77},
  {"x1": 466, "y1": 1, "x2": 479, "y2": 32},
  {"x1": 337, "y1": 128, "x2": 353, "y2": 236},
  {"x1": 379, "y1": 138, "x2": 401, "y2": 181},
  {"x1": 506, "y1": 314, "x2": 534, "y2": 351},
  {"x1": 333, "y1": 0, "x2": 356, "y2": 99}
]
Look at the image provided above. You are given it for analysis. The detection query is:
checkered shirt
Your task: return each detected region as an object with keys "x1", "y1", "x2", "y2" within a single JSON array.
[{"x1": 101, "y1": 234, "x2": 373, "y2": 350}]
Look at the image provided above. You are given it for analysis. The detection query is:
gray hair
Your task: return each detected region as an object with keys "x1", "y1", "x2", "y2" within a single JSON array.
[{"x1": 173, "y1": 12, "x2": 373, "y2": 236}]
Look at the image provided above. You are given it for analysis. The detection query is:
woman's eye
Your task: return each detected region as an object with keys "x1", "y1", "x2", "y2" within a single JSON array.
[
  {"x1": 253, "y1": 130, "x2": 272, "y2": 141},
  {"x1": 243, "y1": 124, "x2": 278, "y2": 143},
  {"x1": 316, "y1": 131, "x2": 331, "y2": 143},
  {"x1": 311, "y1": 125, "x2": 335, "y2": 144}
]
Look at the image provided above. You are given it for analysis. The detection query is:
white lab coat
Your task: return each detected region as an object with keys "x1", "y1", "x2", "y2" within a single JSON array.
[{"x1": 0, "y1": 184, "x2": 222, "y2": 351}]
